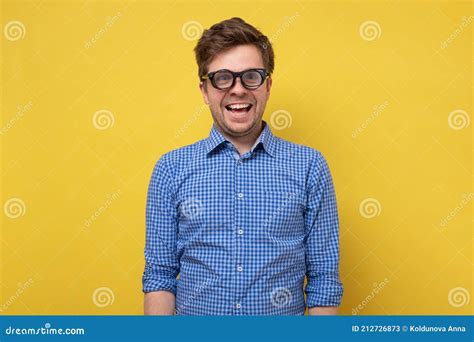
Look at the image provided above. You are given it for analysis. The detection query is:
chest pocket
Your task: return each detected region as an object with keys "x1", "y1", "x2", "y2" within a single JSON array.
[{"x1": 261, "y1": 190, "x2": 306, "y2": 243}]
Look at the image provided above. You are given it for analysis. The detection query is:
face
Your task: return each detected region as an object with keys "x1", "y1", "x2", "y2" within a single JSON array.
[{"x1": 199, "y1": 44, "x2": 272, "y2": 138}]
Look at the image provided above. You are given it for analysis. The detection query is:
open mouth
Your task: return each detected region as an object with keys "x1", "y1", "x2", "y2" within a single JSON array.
[{"x1": 225, "y1": 103, "x2": 253, "y2": 114}]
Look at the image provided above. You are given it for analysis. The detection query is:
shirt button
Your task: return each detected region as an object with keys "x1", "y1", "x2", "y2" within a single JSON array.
[
  {"x1": 237, "y1": 229, "x2": 244, "y2": 235},
  {"x1": 237, "y1": 192, "x2": 244, "y2": 198},
  {"x1": 237, "y1": 265, "x2": 243, "y2": 272},
  {"x1": 236, "y1": 303, "x2": 241, "y2": 309}
]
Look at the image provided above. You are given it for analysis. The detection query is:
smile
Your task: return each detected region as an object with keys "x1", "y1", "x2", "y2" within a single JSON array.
[{"x1": 225, "y1": 103, "x2": 253, "y2": 113}]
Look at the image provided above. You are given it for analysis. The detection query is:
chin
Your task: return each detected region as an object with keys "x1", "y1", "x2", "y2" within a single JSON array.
[{"x1": 226, "y1": 121, "x2": 259, "y2": 135}]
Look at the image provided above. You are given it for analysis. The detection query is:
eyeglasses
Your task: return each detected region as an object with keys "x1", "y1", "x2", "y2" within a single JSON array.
[{"x1": 200, "y1": 68, "x2": 270, "y2": 90}]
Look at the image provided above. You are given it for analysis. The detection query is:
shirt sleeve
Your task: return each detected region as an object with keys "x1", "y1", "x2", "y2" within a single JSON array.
[
  {"x1": 304, "y1": 151, "x2": 343, "y2": 307},
  {"x1": 142, "y1": 153, "x2": 180, "y2": 295}
]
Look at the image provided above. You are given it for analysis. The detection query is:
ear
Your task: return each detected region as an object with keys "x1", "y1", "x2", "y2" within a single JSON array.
[
  {"x1": 265, "y1": 77, "x2": 273, "y2": 96},
  {"x1": 199, "y1": 81, "x2": 209, "y2": 105}
]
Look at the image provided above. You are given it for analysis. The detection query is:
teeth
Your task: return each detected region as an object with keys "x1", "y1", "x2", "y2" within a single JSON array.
[{"x1": 228, "y1": 103, "x2": 251, "y2": 110}]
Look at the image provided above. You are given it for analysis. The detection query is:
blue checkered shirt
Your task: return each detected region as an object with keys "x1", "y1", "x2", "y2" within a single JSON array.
[{"x1": 143, "y1": 121, "x2": 343, "y2": 315}]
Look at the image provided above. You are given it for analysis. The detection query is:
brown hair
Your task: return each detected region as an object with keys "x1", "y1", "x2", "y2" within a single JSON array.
[{"x1": 194, "y1": 17, "x2": 274, "y2": 79}]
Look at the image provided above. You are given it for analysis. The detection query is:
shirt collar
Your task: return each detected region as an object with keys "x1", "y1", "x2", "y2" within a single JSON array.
[{"x1": 204, "y1": 120, "x2": 277, "y2": 157}]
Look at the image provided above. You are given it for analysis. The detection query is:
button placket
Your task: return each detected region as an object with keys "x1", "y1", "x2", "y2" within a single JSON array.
[{"x1": 233, "y1": 153, "x2": 245, "y2": 314}]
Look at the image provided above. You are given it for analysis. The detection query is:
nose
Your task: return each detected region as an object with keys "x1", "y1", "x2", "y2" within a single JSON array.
[{"x1": 229, "y1": 77, "x2": 247, "y2": 96}]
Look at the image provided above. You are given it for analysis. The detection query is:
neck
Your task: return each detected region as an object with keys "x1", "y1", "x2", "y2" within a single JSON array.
[{"x1": 217, "y1": 121, "x2": 263, "y2": 156}]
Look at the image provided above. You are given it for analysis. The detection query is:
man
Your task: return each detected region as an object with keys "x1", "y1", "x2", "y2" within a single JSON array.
[{"x1": 143, "y1": 17, "x2": 343, "y2": 315}]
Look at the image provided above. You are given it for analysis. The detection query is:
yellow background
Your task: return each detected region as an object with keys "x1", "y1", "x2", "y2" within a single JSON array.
[{"x1": 1, "y1": 0, "x2": 472, "y2": 315}]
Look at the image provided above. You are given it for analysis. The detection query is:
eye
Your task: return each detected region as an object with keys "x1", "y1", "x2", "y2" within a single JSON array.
[
  {"x1": 242, "y1": 71, "x2": 263, "y2": 86},
  {"x1": 214, "y1": 71, "x2": 233, "y2": 83},
  {"x1": 244, "y1": 71, "x2": 260, "y2": 80}
]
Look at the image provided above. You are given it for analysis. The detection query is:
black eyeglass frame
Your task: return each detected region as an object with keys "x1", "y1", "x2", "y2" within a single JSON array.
[{"x1": 200, "y1": 68, "x2": 270, "y2": 90}]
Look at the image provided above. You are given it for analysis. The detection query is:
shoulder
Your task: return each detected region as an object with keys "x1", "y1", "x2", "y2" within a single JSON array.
[
  {"x1": 275, "y1": 136, "x2": 328, "y2": 166},
  {"x1": 275, "y1": 137, "x2": 333, "y2": 189},
  {"x1": 155, "y1": 138, "x2": 206, "y2": 169}
]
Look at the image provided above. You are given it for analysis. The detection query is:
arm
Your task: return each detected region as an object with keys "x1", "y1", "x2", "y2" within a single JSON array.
[
  {"x1": 304, "y1": 151, "x2": 343, "y2": 315},
  {"x1": 144, "y1": 291, "x2": 176, "y2": 315},
  {"x1": 308, "y1": 306, "x2": 338, "y2": 316},
  {"x1": 142, "y1": 155, "x2": 179, "y2": 315}
]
